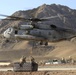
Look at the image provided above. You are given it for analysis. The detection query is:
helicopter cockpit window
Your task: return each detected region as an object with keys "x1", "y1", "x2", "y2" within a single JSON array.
[
  {"x1": 9, "y1": 28, "x2": 11, "y2": 32},
  {"x1": 15, "y1": 30, "x2": 18, "y2": 34}
]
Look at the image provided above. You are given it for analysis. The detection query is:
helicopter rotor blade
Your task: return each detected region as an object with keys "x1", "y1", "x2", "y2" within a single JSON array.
[
  {"x1": 25, "y1": 15, "x2": 59, "y2": 21},
  {"x1": 0, "y1": 14, "x2": 58, "y2": 21},
  {"x1": 0, "y1": 14, "x2": 40, "y2": 21},
  {"x1": 0, "y1": 18, "x2": 20, "y2": 21},
  {"x1": 0, "y1": 14, "x2": 29, "y2": 21}
]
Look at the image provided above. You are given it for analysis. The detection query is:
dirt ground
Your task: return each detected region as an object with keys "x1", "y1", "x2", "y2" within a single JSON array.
[{"x1": 0, "y1": 71, "x2": 76, "y2": 75}]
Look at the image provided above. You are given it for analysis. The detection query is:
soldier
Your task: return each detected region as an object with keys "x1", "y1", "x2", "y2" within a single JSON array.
[
  {"x1": 30, "y1": 56, "x2": 38, "y2": 71},
  {"x1": 20, "y1": 56, "x2": 26, "y2": 67},
  {"x1": 31, "y1": 56, "x2": 35, "y2": 62}
]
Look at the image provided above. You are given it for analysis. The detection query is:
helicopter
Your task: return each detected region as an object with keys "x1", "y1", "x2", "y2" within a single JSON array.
[{"x1": 0, "y1": 14, "x2": 76, "y2": 46}]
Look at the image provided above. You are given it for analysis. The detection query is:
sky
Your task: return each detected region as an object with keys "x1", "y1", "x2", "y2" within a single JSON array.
[{"x1": 0, "y1": 0, "x2": 76, "y2": 17}]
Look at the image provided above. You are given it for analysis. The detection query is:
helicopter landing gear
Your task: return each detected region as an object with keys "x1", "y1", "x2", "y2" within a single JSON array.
[
  {"x1": 39, "y1": 41, "x2": 43, "y2": 45},
  {"x1": 45, "y1": 42, "x2": 48, "y2": 46},
  {"x1": 39, "y1": 41, "x2": 48, "y2": 46}
]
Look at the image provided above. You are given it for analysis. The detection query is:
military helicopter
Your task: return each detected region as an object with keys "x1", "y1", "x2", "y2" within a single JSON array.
[{"x1": 0, "y1": 14, "x2": 76, "y2": 46}]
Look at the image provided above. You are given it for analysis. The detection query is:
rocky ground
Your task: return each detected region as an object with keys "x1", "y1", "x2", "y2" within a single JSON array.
[
  {"x1": 0, "y1": 39, "x2": 76, "y2": 61},
  {"x1": 0, "y1": 71, "x2": 76, "y2": 75}
]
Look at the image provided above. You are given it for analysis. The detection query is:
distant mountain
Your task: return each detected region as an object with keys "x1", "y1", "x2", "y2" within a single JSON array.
[{"x1": 0, "y1": 4, "x2": 76, "y2": 33}]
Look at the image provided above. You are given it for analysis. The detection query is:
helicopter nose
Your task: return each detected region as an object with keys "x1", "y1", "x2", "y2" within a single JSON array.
[{"x1": 3, "y1": 27, "x2": 14, "y2": 39}]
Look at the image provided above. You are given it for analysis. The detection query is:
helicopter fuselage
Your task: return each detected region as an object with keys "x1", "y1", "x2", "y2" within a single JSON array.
[
  {"x1": 5, "y1": 27, "x2": 76, "y2": 42},
  {"x1": 3, "y1": 24, "x2": 76, "y2": 46}
]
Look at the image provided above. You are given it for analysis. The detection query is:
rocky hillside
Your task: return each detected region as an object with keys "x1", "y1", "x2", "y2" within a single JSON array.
[{"x1": 0, "y1": 4, "x2": 76, "y2": 61}]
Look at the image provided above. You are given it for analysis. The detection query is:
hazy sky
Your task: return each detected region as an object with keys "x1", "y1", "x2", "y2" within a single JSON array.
[{"x1": 0, "y1": 0, "x2": 76, "y2": 16}]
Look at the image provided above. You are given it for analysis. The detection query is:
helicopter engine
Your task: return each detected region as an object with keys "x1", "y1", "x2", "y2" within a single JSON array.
[{"x1": 19, "y1": 25, "x2": 33, "y2": 30}]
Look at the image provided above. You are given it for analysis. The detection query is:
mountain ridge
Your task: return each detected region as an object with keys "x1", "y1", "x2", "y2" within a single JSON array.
[{"x1": 0, "y1": 4, "x2": 76, "y2": 33}]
